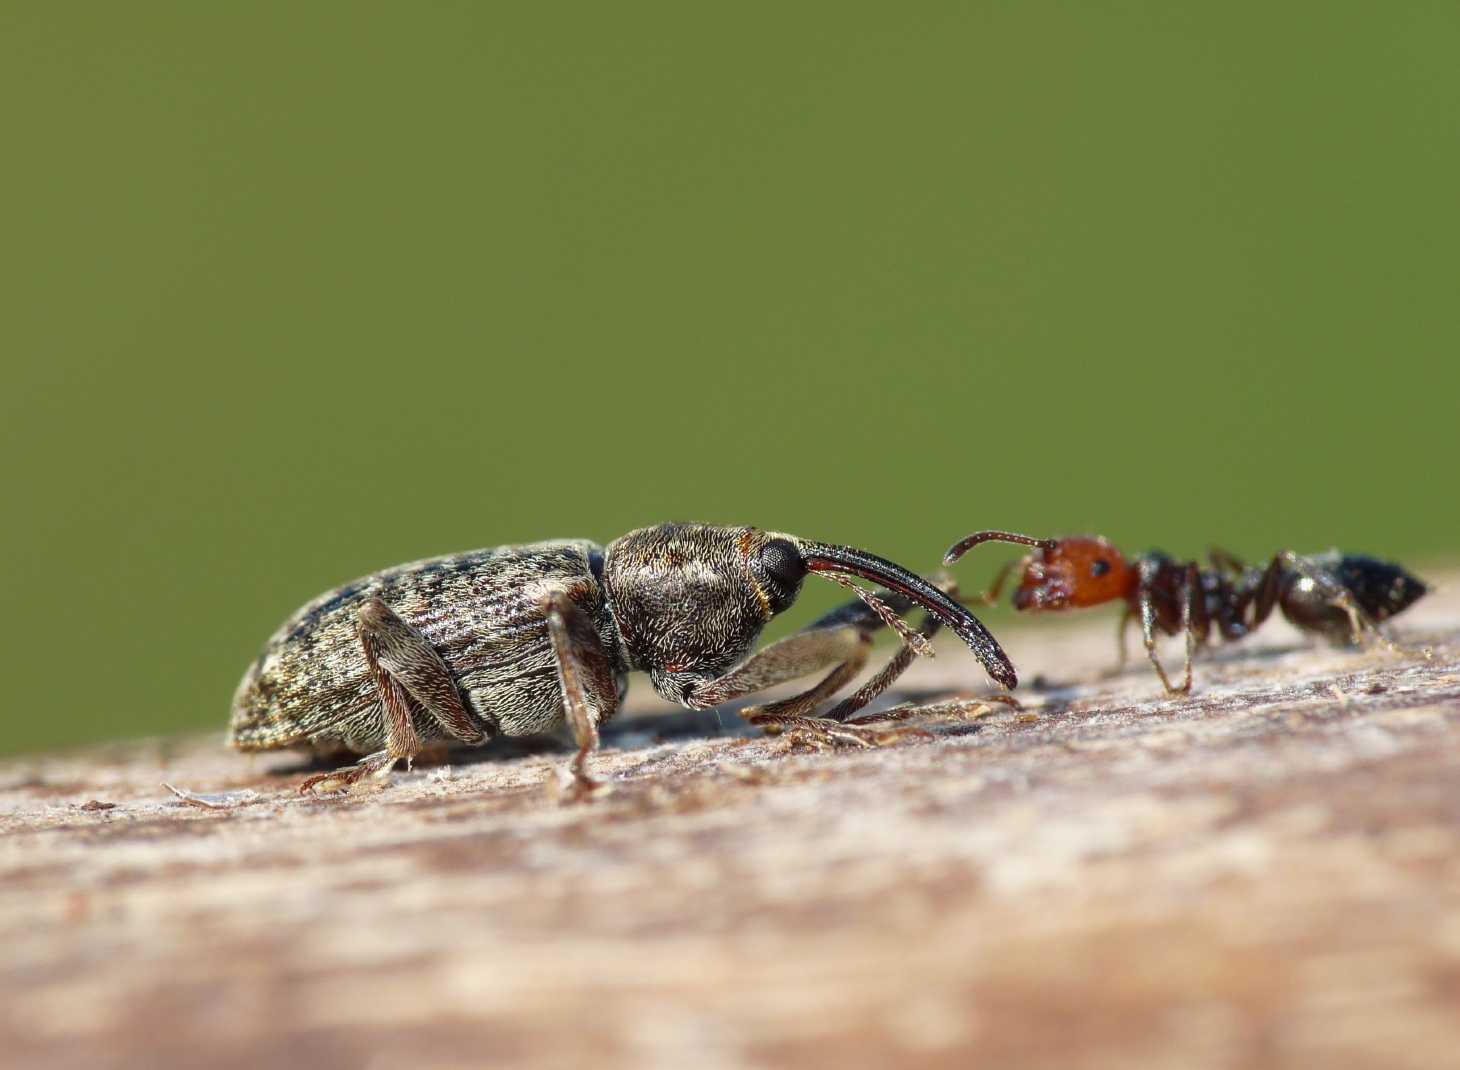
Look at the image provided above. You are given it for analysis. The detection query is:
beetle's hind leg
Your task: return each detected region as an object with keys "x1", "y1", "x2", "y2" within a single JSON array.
[
  {"x1": 300, "y1": 629, "x2": 419, "y2": 794},
  {"x1": 299, "y1": 746, "x2": 408, "y2": 795},
  {"x1": 300, "y1": 598, "x2": 488, "y2": 795}
]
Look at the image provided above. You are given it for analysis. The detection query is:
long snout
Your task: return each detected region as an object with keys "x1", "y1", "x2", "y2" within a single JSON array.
[{"x1": 799, "y1": 540, "x2": 1017, "y2": 690}]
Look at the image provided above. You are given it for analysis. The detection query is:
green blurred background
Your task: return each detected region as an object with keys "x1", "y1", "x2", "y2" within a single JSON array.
[{"x1": 3, "y1": 4, "x2": 1457, "y2": 755}]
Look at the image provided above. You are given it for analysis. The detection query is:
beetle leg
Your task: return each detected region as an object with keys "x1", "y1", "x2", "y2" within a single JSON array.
[
  {"x1": 803, "y1": 607, "x2": 950, "y2": 746},
  {"x1": 686, "y1": 626, "x2": 871, "y2": 714},
  {"x1": 299, "y1": 599, "x2": 490, "y2": 795},
  {"x1": 843, "y1": 693, "x2": 1021, "y2": 727},
  {"x1": 298, "y1": 746, "x2": 405, "y2": 795},
  {"x1": 822, "y1": 632, "x2": 921, "y2": 722},
  {"x1": 831, "y1": 578, "x2": 1026, "y2": 734},
  {"x1": 355, "y1": 598, "x2": 490, "y2": 743},
  {"x1": 689, "y1": 573, "x2": 966, "y2": 747},
  {"x1": 300, "y1": 603, "x2": 420, "y2": 794},
  {"x1": 821, "y1": 574, "x2": 965, "y2": 722},
  {"x1": 542, "y1": 588, "x2": 621, "y2": 802}
]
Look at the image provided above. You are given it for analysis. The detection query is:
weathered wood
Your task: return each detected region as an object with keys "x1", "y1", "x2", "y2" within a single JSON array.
[{"x1": 3, "y1": 583, "x2": 1459, "y2": 1069}]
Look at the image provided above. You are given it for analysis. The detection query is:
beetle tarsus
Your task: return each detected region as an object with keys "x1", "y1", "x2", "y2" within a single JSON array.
[{"x1": 299, "y1": 750, "x2": 400, "y2": 795}]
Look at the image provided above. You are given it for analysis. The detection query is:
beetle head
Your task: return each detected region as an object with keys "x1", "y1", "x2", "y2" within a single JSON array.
[
  {"x1": 602, "y1": 524, "x2": 804, "y2": 705},
  {"x1": 603, "y1": 523, "x2": 1016, "y2": 706}
]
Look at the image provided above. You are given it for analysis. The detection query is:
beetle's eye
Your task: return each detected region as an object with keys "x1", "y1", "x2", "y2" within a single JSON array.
[
  {"x1": 1091, "y1": 559, "x2": 1111, "y2": 578},
  {"x1": 758, "y1": 538, "x2": 806, "y2": 612},
  {"x1": 760, "y1": 539, "x2": 806, "y2": 587}
]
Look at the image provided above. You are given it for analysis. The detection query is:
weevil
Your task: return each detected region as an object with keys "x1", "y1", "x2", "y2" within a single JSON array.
[
  {"x1": 231, "y1": 523, "x2": 1017, "y2": 796},
  {"x1": 943, "y1": 530, "x2": 1428, "y2": 695}
]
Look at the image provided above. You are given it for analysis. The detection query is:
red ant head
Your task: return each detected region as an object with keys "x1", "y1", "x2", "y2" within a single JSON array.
[{"x1": 1013, "y1": 537, "x2": 1133, "y2": 611}]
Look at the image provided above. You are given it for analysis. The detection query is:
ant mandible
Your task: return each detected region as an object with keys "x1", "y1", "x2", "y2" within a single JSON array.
[{"x1": 943, "y1": 531, "x2": 1429, "y2": 695}]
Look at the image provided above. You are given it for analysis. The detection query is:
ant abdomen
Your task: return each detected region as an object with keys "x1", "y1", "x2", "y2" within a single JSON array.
[{"x1": 1277, "y1": 551, "x2": 1428, "y2": 645}]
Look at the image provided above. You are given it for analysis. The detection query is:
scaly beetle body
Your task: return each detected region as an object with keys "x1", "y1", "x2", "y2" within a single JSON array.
[
  {"x1": 232, "y1": 540, "x2": 618, "y2": 753},
  {"x1": 233, "y1": 523, "x2": 1016, "y2": 795}
]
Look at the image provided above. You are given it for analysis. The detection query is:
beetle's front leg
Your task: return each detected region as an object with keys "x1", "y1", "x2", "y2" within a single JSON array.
[
  {"x1": 542, "y1": 588, "x2": 621, "y2": 802},
  {"x1": 822, "y1": 592, "x2": 1020, "y2": 737},
  {"x1": 687, "y1": 625, "x2": 875, "y2": 744},
  {"x1": 688, "y1": 574, "x2": 966, "y2": 749}
]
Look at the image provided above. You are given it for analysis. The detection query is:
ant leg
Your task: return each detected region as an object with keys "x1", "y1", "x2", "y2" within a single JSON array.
[
  {"x1": 1135, "y1": 562, "x2": 1184, "y2": 696},
  {"x1": 1100, "y1": 607, "x2": 1135, "y2": 678},
  {"x1": 1251, "y1": 553, "x2": 1286, "y2": 630},
  {"x1": 1177, "y1": 563, "x2": 1201, "y2": 694},
  {"x1": 542, "y1": 588, "x2": 623, "y2": 801},
  {"x1": 973, "y1": 555, "x2": 1030, "y2": 606},
  {"x1": 1208, "y1": 547, "x2": 1247, "y2": 575}
]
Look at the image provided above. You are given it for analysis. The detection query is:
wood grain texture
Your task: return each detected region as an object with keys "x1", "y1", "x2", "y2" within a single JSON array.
[{"x1": 4, "y1": 582, "x2": 1459, "y2": 1070}]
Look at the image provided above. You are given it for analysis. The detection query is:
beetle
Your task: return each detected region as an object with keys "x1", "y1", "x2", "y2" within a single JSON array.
[
  {"x1": 231, "y1": 523, "x2": 1017, "y2": 796},
  {"x1": 944, "y1": 530, "x2": 1428, "y2": 694}
]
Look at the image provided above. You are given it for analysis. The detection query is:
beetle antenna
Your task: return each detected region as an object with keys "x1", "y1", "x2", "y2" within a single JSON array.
[
  {"x1": 817, "y1": 571, "x2": 934, "y2": 657},
  {"x1": 943, "y1": 530, "x2": 1059, "y2": 566}
]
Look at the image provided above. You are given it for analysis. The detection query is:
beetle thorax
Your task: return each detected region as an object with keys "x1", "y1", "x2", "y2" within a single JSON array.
[{"x1": 601, "y1": 524, "x2": 782, "y2": 705}]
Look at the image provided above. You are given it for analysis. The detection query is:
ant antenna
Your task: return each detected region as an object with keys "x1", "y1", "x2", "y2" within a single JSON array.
[{"x1": 943, "y1": 531, "x2": 1059, "y2": 566}]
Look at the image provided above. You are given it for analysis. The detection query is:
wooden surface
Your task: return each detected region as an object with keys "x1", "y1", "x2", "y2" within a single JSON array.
[{"x1": 3, "y1": 583, "x2": 1460, "y2": 1070}]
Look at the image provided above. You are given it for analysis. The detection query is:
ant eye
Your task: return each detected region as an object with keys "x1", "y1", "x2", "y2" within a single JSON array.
[{"x1": 1091, "y1": 559, "x2": 1111, "y2": 578}]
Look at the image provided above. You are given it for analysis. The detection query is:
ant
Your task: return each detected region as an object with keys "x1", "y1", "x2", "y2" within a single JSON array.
[{"x1": 943, "y1": 531, "x2": 1429, "y2": 695}]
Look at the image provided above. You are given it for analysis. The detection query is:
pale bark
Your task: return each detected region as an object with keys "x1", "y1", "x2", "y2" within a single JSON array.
[{"x1": 3, "y1": 581, "x2": 1459, "y2": 1069}]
